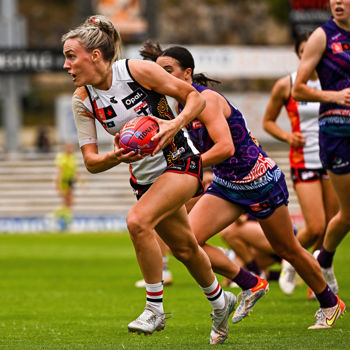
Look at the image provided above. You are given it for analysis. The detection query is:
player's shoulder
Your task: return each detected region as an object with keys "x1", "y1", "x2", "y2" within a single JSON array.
[
  {"x1": 128, "y1": 58, "x2": 159, "y2": 75},
  {"x1": 274, "y1": 75, "x2": 291, "y2": 94},
  {"x1": 307, "y1": 26, "x2": 327, "y2": 48},
  {"x1": 72, "y1": 87, "x2": 95, "y2": 117},
  {"x1": 277, "y1": 75, "x2": 291, "y2": 88},
  {"x1": 73, "y1": 87, "x2": 88, "y2": 101},
  {"x1": 200, "y1": 87, "x2": 223, "y2": 104}
]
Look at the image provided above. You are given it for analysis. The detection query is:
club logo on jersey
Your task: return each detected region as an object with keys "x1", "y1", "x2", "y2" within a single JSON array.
[
  {"x1": 134, "y1": 101, "x2": 150, "y2": 116},
  {"x1": 331, "y1": 42, "x2": 350, "y2": 54},
  {"x1": 332, "y1": 156, "x2": 349, "y2": 169},
  {"x1": 122, "y1": 89, "x2": 146, "y2": 109}
]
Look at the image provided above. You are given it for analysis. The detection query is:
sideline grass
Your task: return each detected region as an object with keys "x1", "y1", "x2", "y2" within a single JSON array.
[{"x1": 0, "y1": 232, "x2": 349, "y2": 349}]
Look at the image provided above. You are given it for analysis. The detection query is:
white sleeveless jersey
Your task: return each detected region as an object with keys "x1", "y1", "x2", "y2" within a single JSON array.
[
  {"x1": 285, "y1": 72, "x2": 322, "y2": 169},
  {"x1": 72, "y1": 59, "x2": 198, "y2": 185}
]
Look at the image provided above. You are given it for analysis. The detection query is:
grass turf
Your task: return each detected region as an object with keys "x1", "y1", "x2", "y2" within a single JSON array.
[{"x1": 0, "y1": 232, "x2": 349, "y2": 349}]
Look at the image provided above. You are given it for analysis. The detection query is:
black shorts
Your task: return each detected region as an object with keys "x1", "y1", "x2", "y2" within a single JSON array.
[
  {"x1": 130, "y1": 154, "x2": 204, "y2": 200},
  {"x1": 291, "y1": 167, "x2": 328, "y2": 185}
]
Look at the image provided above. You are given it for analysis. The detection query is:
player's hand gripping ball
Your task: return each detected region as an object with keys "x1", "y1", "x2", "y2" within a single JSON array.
[{"x1": 119, "y1": 116, "x2": 160, "y2": 155}]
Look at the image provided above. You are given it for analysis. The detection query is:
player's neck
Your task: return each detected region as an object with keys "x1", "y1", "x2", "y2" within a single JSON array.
[{"x1": 334, "y1": 18, "x2": 350, "y2": 32}]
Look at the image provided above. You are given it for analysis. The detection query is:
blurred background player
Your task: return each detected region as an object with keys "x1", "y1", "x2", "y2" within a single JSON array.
[
  {"x1": 35, "y1": 125, "x2": 52, "y2": 153},
  {"x1": 263, "y1": 32, "x2": 338, "y2": 297},
  {"x1": 54, "y1": 142, "x2": 78, "y2": 231},
  {"x1": 143, "y1": 41, "x2": 345, "y2": 329},
  {"x1": 293, "y1": 0, "x2": 350, "y2": 306}
]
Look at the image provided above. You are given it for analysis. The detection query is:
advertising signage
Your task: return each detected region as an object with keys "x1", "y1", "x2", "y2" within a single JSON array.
[
  {"x1": 289, "y1": 0, "x2": 330, "y2": 38},
  {"x1": 0, "y1": 48, "x2": 64, "y2": 73}
]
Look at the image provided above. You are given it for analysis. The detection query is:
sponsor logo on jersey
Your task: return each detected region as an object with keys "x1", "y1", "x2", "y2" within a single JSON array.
[
  {"x1": 110, "y1": 96, "x2": 118, "y2": 104},
  {"x1": 249, "y1": 201, "x2": 269, "y2": 212},
  {"x1": 191, "y1": 120, "x2": 204, "y2": 129},
  {"x1": 171, "y1": 147, "x2": 185, "y2": 159},
  {"x1": 331, "y1": 42, "x2": 350, "y2": 54},
  {"x1": 301, "y1": 170, "x2": 316, "y2": 180},
  {"x1": 96, "y1": 105, "x2": 116, "y2": 121},
  {"x1": 122, "y1": 89, "x2": 146, "y2": 109}
]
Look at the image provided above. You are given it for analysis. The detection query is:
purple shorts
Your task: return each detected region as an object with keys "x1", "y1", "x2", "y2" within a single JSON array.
[
  {"x1": 206, "y1": 173, "x2": 289, "y2": 219},
  {"x1": 319, "y1": 131, "x2": 350, "y2": 174}
]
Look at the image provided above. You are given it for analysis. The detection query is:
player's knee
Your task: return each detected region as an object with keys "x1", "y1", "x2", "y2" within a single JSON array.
[
  {"x1": 272, "y1": 243, "x2": 299, "y2": 262},
  {"x1": 219, "y1": 230, "x2": 230, "y2": 241},
  {"x1": 126, "y1": 209, "x2": 149, "y2": 239},
  {"x1": 306, "y1": 224, "x2": 325, "y2": 241},
  {"x1": 172, "y1": 242, "x2": 198, "y2": 263},
  {"x1": 195, "y1": 233, "x2": 208, "y2": 247},
  {"x1": 196, "y1": 238, "x2": 206, "y2": 247},
  {"x1": 339, "y1": 210, "x2": 350, "y2": 230}
]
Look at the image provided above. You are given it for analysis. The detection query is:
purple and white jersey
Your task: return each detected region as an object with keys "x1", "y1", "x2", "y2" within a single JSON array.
[
  {"x1": 182, "y1": 83, "x2": 281, "y2": 190},
  {"x1": 317, "y1": 19, "x2": 350, "y2": 135}
]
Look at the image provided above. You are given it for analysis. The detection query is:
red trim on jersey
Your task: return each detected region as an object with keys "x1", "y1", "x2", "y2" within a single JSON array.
[
  {"x1": 185, "y1": 157, "x2": 190, "y2": 172},
  {"x1": 129, "y1": 164, "x2": 137, "y2": 183},
  {"x1": 285, "y1": 95, "x2": 305, "y2": 168}
]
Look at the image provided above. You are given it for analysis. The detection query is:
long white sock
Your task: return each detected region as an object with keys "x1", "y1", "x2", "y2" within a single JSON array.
[
  {"x1": 145, "y1": 281, "x2": 164, "y2": 314},
  {"x1": 200, "y1": 277, "x2": 225, "y2": 310}
]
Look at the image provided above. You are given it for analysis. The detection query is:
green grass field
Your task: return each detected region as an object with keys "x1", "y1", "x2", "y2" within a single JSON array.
[{"x1": 0, "y1": 232, "x2": 349, "y2": 350}]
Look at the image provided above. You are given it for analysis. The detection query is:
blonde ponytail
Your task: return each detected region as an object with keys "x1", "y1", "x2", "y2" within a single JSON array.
[{"x1": 62, "y1": 15, "x2": 121, "y2": 63}]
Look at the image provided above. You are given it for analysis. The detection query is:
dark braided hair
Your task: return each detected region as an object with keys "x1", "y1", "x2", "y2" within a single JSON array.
[{"x1": 139, "y1": 40, "x2": 221, "y2": 87}]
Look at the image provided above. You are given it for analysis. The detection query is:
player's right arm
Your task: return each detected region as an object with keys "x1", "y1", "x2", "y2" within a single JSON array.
[
  {"x1": 72, "y1": 92, "x2": 143, "y2": 174},
  {"x1": 263, "y1": 76, "x2": 305, "y2": 148},
  {"x1": 128, "y1": 59, "x2": 206, "y2": 155}
]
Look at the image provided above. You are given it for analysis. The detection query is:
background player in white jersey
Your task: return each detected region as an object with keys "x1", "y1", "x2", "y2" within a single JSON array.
[
  {"x1": 62, "y1": 15, "x2": 235, "y2": 344},
  {"x1": 263, "y1": 32, "x2": 338, "y2": 297}
]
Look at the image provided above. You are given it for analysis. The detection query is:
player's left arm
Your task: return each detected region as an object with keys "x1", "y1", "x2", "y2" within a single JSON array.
[
  {"x1": 196, "y1": 90, "x2": 234, "y2": 168},
  {"x1": 128, "y1": 59, "x2": 205, "y2": 154}
]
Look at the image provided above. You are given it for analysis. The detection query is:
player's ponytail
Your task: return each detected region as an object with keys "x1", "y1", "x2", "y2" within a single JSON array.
[
  {"x1": 140, "y1": 41, "x2": 221, "y2": 87},
  {"x1": 62, "y1": 15, "x2": 121, "y2": 63},
  {"x1": 139, "y1": 40, "x2": 164, "y2": 61},
  {"x1": 192, "y1": 73, "x2": 221, "y2": 87}
]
